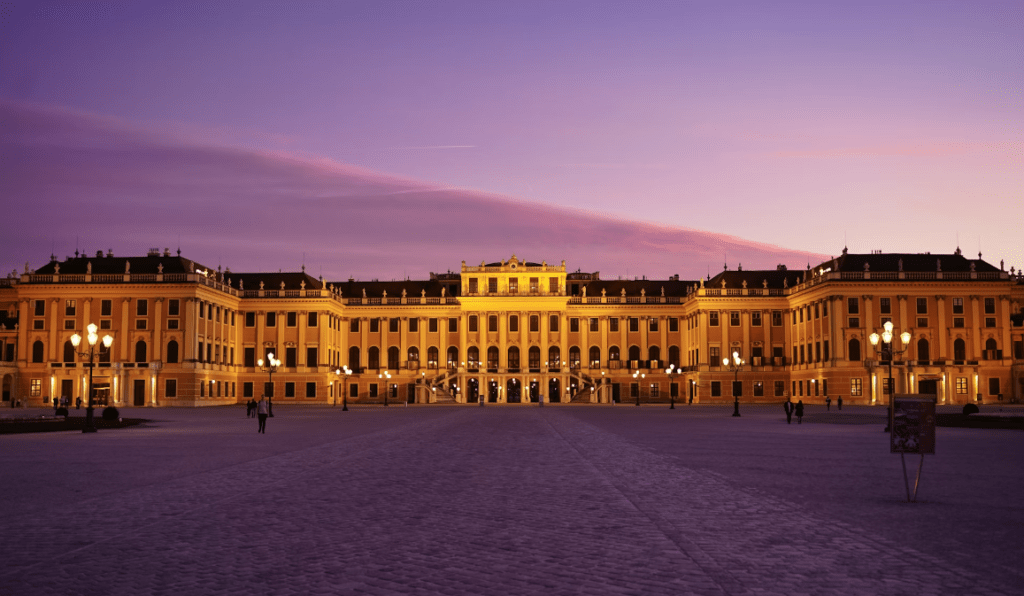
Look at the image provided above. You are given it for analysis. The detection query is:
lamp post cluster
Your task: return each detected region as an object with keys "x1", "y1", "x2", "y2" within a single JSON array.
[
  {"x1": 257, "y1": 352, "x2": 281, "y2": 404},
  {"x1": 632, "y1": 370, "x2": 645, "y2": 406},
  {"x1": 666, "y1": 364, "x2": 679, "y2": 409},
  {"x1": 869, "y1": 321, "x2": 911, "y2": 432},
  {"x1": 724, "y1": 351, "x2": 744, "y2": 417},
  {"x1": 70, "y1": 323, "x2": 114, "y2": 433},
  {"x1": 334, "y1": 365, "x2": 352, "y2": 410},
  {"x1": 379, "y1": 370, "x2": 392, "y2": 406}
]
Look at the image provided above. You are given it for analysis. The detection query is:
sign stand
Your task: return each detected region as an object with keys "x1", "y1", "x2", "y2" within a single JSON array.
[{"x1": 891, "y1": 395, "x2": 935, "y2": 503}]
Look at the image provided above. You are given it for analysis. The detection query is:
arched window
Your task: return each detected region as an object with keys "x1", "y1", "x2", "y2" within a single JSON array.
[
  {"x1": 953, "y1": 338, "x2": 966, "y2": 361},
  {"x1": 368, "y1": 346, "x2": 380, "y2": 370},
  {"x1": 548, "y1": 346, "x2": 560, "y2": 367},
  {"x1": 589, "y1": 346, "x2": 601, "y2": 368},
  {"x1": 916, "y1": 339, "x2": 929, "y2": 362},
  {"x1": 467, "y1": 346, "x2": 479, "y2": 367},
  {"x1": 648, "y1": 345, "x2": 661, "y2": 364},
  {"x1": 528, "y1": 346, "x2": 540, "y2": 370},
  {"x1": 135, "y1": 340, "x2": 147, "y2": 364},
  {"x1": 568, "y1": 346, "x2": 581, "y2": 369},
  {"x1": 166, "y1": 340, "x2": 179, "y2": 364},
  {"x1": 446, "y1": 346, "x2": 459, "y2": 369},
  {"x1": 427, "y1": 346, "x2": 439, "y2": 369},
  {"x1": 348, "y1": 346, "x2": 360, "y2": 369},
  {"x1": 848, "y1": 338, "x2": 861, "y2": 362},
  {"x1": 668, "y1": 345, "x2": 680, "y2": 367},
  {"x1": 608, "y1": 345, "x2": 620, "y2": 361},
  {"x1": 63, "y1": 340, "x2": 75, "y2": 363},
  {"x1": 388, "y1": 346, "x2": 400, "y2": 369},
  {"x1": 487, "y1": 346, "x2": 499, "y2": 370},
  {"x1": 32, "y1": 340, "x2": 44, "y2": 363},
  {"x1": 985, "y1": 338, "x2": 997, "y2": 351},
  {"x1": 508, "y1": 346, "x2": 520, "y2": 370},
  {"x1": 628, "y1": 345, "x2": 641, "y2": 362},
  {"x1": 407, "y1": 346, "x2": 419, "y2": 363}
]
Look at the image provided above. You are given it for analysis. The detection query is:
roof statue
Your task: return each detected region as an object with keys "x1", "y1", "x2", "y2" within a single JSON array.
[
  {"x1": 157, "y1": 263, "x2": 163, "y2": 274},
  {"x1": 300, "y1": 280, "x2": 306, "y2": 290},
  {"x1": 239, "y1": 279, "x2": 244, "y2": 290},
  {"x1": 441, "y1": 287, "x2": 446, "y2": 297},
  {"x1": 125, "y1": 261, "x2": 130, "y2": 274},
  {"x1": 742, "y1": 279, "x2": 747, "y2": 289},
  {"x1": 260, "y1": 281, "x2": 264, "y2": 290},
  {"x1": 581, "y1": 286, "x2": 586, "y2": 297},
  {"x1": 362, "y1": 288, "x2": 367, "y2": 298},
  {"x1": 402, "y1": 288, "x2": 407, "y2": 298},
  {"x1": 863, "y1": 262, "x2": 870, "y2": 271},
  {"x1": 937, "y1": 258, "x2": 942, "y2": 272},
  {"x1": 721, "y1": 279, "x2": 727, "y2": 288},
  {"x1": 783, "y1": 277, "x2": 788, "y2": 288},
  {"x1": 970, "y1": 263, "x2": 976, "y2": 272},
  {"x1": 621, "y1": 288, "x2": 626, "y2": 297},
  {"x1": 601, "y1": 288, "x2": 606, "y2": 297},
  {"x1": 898, "y1": 258, "x2": 903, "y2": 272},
  {"x1": 640, "y1": 288, "x2": 646, "y2": 297},
  {"x1": 699, "y1": 277, "x2": 704, "y2": 288},
  {"x1": 280, "y1": 281, "x2": 285, "y2": 290},
  {"x1": 763, "y1": 279, "x2": 768, "y2": 288},
  {"x1": 421, "y1": 289, "x2": 426, "y2": 298},
  {"x1": 53, "y1": 264, "x2": 59, "y2": 275},
  {"x1": 382, "y1": 290, "x2": 387, "y2": 298},
  {"x1": 661, "y1": 286, "x2": 665, "y2": 296},
  {"x1": 86, "y1": 262, "x2": 92, "y2": 274}
]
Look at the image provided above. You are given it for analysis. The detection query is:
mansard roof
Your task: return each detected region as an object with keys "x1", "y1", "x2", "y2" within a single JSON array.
[
  {"x1": 34, "y1": 253, "x2": 212, "y2": 276},
  {"x1": 231, "y1": 271, "x2": 323, "y2": 291},
  {"x1": 329, "y1": 279, "x2": 457, "y2": 298},
  {"x1": 706, "y1": 269, "x2": 804, "y2": 290},
  {"x1": 823, "y1": 251, "x2": 999, "y2": 273},
  {"x1": 581, "y1": 278, "x2": 695, "y2": 297}
]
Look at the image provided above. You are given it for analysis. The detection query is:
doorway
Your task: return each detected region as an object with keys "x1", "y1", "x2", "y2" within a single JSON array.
[
  {"x1": 134, "y1": 379, "x2": 145, "y2": 406},
  {"x1": 919, "y1": 379, "x2": 938, "y2": 396},
  {"x1": 61, "y1": 379, "x2": 74, "y2": 405},
  {"x1": 507, "y1": 379, "x2": 521, "y2": 403},
  {"x1": 548, "y1": 378, "x2": 560, "y2": 403}
]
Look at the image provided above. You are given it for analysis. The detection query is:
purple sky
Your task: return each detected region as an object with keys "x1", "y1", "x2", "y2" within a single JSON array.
[{"x1": 2, "y1": 1, "x2": 1021, "y2": 280}]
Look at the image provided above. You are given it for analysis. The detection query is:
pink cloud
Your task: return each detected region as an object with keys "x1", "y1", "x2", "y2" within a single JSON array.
[{"x1": 0, "y1": 101, "x2": 826, "y2": 280}]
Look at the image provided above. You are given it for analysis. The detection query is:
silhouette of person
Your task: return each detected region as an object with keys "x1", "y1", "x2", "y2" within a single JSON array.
[
  {"x1": 825, "y1": 396, "x2": 831, "y2": 411},
  {"x1": 784, "y1": 399, "x2": 793, "y2": 424},
  {"x1": 257, "y1": 395, "x2": 269, "y2": 433},
  {"x1": 837, "y1": 396, "x2": 843, "y2": 410},
  {"x1": 796, "y1": 400, "x2": 805, "y2": 424}
]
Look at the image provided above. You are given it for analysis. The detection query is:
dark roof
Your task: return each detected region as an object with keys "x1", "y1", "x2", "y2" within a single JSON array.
[
  {"x1": 231, "y1": 272, "x2": 323, "y2": 291},
  {"x1": 581, "y1": 279, "x2": 696, "y2": 298},
  {"x1": 706, "y1": 269, "x2": 803, "y2": 290},
  {"x1": 822, "y1": 252, "x2": 999, "y2": 274},
  {"x1": 328, "y1": 279, "x2": 457, "y2": 298},
  {"x1": 34, "y1": 254, "x2": 213, "y2": 276}
]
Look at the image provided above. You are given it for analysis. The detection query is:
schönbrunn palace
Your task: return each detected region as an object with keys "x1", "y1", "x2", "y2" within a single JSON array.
[{"x1": 1, "y1": 248, "x2": 1022, "y2": 408}]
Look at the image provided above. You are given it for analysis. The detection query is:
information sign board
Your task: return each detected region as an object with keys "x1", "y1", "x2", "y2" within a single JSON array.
[{"x1": 891, "y1": 395, "x2": 936, "y2": 454}]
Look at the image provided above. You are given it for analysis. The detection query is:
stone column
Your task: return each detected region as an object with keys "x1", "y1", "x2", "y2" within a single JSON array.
[
  {"x1": 935, "y1": 296, "x2": 947, "y2": 359},
  {"x1": 970, "y1": 296, "x2": 981, "y2": 359},
  {"x1": 153, "y1": 299, "x2": 163, "y2": 361},
  {"x1": 297, "y1": 310, "x2": 307, "y2": 367}
]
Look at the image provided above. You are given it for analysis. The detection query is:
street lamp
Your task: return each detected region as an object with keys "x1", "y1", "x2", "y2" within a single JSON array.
[
  {"x1": 379, "y1": 370, "x2": 392, "y2": 406},
  {"x1": 334, "y1": 365, "x2": 352, "y2": 410},
  {"x1": 632, "y1": 370, "x2": 645, "y2": 406},
  {"x1": 70, "y1": 324, "x2": 114, "y2": 433},
  {"x1": 257, "y1": 352, "x2": 281, "y2": 401},
  {"x1": 869, "y1": 321, "x2": 912, "y2": 432},
  {"x1": 724, "y1": 351, "x2": 744, "y2": 417},
  {"x1": 666, "y1": 364, "x2": 679, "y2": 409}
]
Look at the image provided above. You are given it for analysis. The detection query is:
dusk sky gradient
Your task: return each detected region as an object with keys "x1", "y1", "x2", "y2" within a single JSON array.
[{"x1": 2, "y1": 1, "x2": 1021, "y2": 280}]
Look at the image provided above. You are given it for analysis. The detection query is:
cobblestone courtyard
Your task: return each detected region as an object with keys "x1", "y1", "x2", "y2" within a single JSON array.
[{"x1": 1, "y1": 404, "x2": 1020, "y2": 595}]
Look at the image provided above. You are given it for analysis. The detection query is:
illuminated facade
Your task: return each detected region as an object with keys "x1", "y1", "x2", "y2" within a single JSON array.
[{"x1": 1, "y1": 248, "x2": 1022, "y2": 407}]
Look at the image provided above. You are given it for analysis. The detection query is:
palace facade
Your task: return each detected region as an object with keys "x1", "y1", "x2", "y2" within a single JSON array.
[{"x1": 1, "y1": 248, "x2": 1022, "y2": 408}]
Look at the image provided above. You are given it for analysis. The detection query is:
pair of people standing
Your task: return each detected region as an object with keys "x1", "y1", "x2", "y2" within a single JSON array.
[{"x1": 783, "y1": 399, "x2": 805, "y2": 424}]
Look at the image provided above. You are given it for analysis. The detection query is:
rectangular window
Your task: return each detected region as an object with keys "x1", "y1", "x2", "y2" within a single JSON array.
[
  {"x1": 650, "y1": 383, "x2": 659, "y2": 399},
  {"x1": 370, "y1": 318, "x2": 380, "y2": 333},
  {"x1": 308, "y1": 312, "x2": 318, "y2": 327},
  {"x1": 509, "y1": 315, "x2": 519, "y2": 333},
  {"x1": 549, "y1": 315, "x2": 559, "y2": 332},
  {"x1": 266, "y1": 312, "x2": 276, "y2": 327},
  {"x1": 669, "y1": 317, "x2": 679, "y2": 332},
  {"x1": 772, "y1": 311, "x2": 782, "y2": 326},
  {"x1": 488, "y1": 278, "x2": 498, "y2": 293},
  {"x1": 953, "y1": 317, "x2": 965, "y2": 328},
  {"x1": 570, "y1": 318, "x2": 580, "y2": 333},
  {"x1": 917, "y1": 318, "x2": 928, "y2": 327},
  {"x1": 823, "y1": 340, "x2": 830, "y2": 361},
  {"x1": 99, "y1": 299, "x2": 112, "y2": 317},
  {"x1": 429, "y1": 318, "x2": 438, "y2": 333},
  {"x1": 166, "y1": 299, "x2": 178, "y2": 316},
  {"x1": 916, "y1": 297, "x2": 928, "y2": 314},
  {"x1": 848, "y1": 317, "x2": 860, "y2": 328},
  {"x1": 985, "y1": 317, "x2": 996, "y2": 328},
  {"x1": 286, "y1": 312, "x2": 297, "y2": 327},
  {"x1": 709, "y1": 312, "x2": 719, "y2": 327},
  {"x1": 730, "y1": 311, "x2": 740, "y2": 326},
  {"x1": 799, "y1": 309, "x2": 804, "y2": 323},
  {"x1": 530, "y1": 278, "x2": 539, "y2": 293},
  {"x1": 350, "y1": 318, "x2": 359, "y2": 333},
  {"x1": 508, "y1": 278, "x2": 518, "y2": 294},
  {"x1": 409, "y1": 318, "x2": 418, "y2": 332},
  {"x1": 549, "y1": 278, "x2": 559, "y2": 293},
  {"x1": 389, "y1": 318, "x2": 400, "y2": 333},
  {"x1": 245, "y1": 312, "x2": 256, "y2": 327},
  {"x1": 711, "y1": 381, "x2": 721, "y2": 397},
  {"x1": 774, "y1": 381, "x2": 785, "y2": 397},
  {"x1": 165, "y1": 379, "x2": 177, "y2": 398},
  {"x1": 306, "y1": 382, "x2": 317, "y2": 398},
  {"x1": 649, "y1": 318, "x2": 659, "y2": 332},
  {"x1": 628, "y1": 317, "x2": 639, "y2": 332},
  {"x1": 751, "y1": 312, "x2": 761, "y2": 327},
  {"x1": 65, "y1": 299, "x2": 76, "y2": 316},
  {"x1": 34, "y1": 300, "x2": 45, "y2": 317},
  {"x1": 881, "y1": 316, "x2": 892, "y2": 326},
  {"x1": 984, "y1": 298, "x2": 995, "y2": 314},
  {"x1": 135, "y1": 319, "x2": 147, "y2": 330},
  {"x1": 956, "y1": 377, "x2": 968, "y2": 394},
  {"x1": 590, "y1": 318, "x2": 599, "y2": 333},
  {"x1": 609, "y1": 318, "x2": 619, "y2": 333},
  {"x1": 530, "y1": 315, "x2": 539, "y2": 332},
  {"x1": 880, "y1": 297, "x2": 891, "y2": 314},
  {"x1": 851, "y1": 378, "x2": 862, "y2": 396},
  {"x1": 469, "y1": 316, "x2": 478, "y2": 333},
  {"x1": 307, "y1": 347, "x2": 318, "y2": 367},
  {"x1": 814, "y1": 304, "x2": 819, "y2": 319},
  {"x1": 369, "y1": 383, "x2": 378, "y2": 398},
  {"x1": 285, "y1": 382, "x2": 295, "y2": 398},
  {"x1": 822, "y1": 301, "x2": 828, "y2": 317},
  {"x1": 709, "y1": 346, "x2": 720, "y2": 363},
  {"x1": 62, "y1": 320, "x2": 74, "y2": 329},
  {"x1": 349, "y1": 383, "x2": 359, "y2": 398},
  {"x1": 847, "y1": 297, "x2": 859, "y2": 315},
  {"x1": 245, "y1": 347, "x2": 255, "y2": 367},
  {"x1": 448, "y1": 318, "x2": 458, "y2": 333},
  {"x1": 754, "y1": 382, "x2": 764, "y2": 397},
  {"x1": 243, "y1": 382, "x2": 254, "y2": 398},
  {"x1": 489, "y1": 316, "x2": 499, "y2": 333},
  {"x1": 988, "y1": 378, "x2": 1000, "y2": 395},
  {"x1": 285, "y1": 347, "x2": 297, "y2": 368},
  {"x1": 952, "y1": 298, "x2": 964, "y2": 314},
  {"x1": 31, "y1": 379, "x2": 41, "y2": 397},
  {"x1": 135, "y1": 299, "x2": 148, "y2": 317},
  {"x1": 468, "y1": 278, "x2": 478, "y2": 294}
]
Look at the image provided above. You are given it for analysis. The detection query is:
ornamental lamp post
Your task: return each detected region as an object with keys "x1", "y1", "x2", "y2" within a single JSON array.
[
  {"x1": 70, "y1": 324, "x2": 114, "y2": 433},
  {"x1": 869, "y1": 321, "x2": 911, "y2": 432},
  {"x1": 666, "y1": 364, "x2": 679, "y2": 409},
  {"x1": 334, "y1": 365, "x2": 352, "y2": 410},
  {"x1": 379, "y1": 370, "x2": 392, "y2": 406},
  {"x1": 724, "y1": 351, "x2": 744, "y2": 417},
  {"x1": 632, "y1": 370, "x2": 645, "y2": 406},
  {"x1": 257, "y1": 352, "x2": 281, "y2": 400}
]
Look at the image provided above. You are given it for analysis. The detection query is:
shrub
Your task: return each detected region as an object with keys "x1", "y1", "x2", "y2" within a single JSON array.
[
  {"x1": 962, "y1": 403, "x2": 980, "y2": 416},
  {"x1": 55, "y1": 407, "x2": 69, "y2": 417},
  {"x1": 102, "y1": 406, "x2": 120, "y2": 421}
]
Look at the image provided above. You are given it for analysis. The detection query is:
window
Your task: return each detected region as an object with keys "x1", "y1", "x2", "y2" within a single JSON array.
[
  {"x1": 916, "y1": 297, "x2": 928, "y2": 314},
  {"x1": 751, "y1": 312, "x2": 761, "y2": 327},
  {"x1": 508, "y1": 347, "x2": 520, "y2": 370},
  {"x1": 530, "y1": 315, "x2": 539, "y2": 332},
  {"x1": 711, "y1": 381, "x2": 721, "y2": 397},
  {"x1": 985, "y1": 317, "x2": 996, "y2": 328},
  {"x1": 136, "y1": 319, "x2": 147, "y2": 330},
  {"x1": 488, "y1": 277, "x2": 498, "y2": 293},
  {"x1": 166, "y1": 340, "x2": 179, "y2": 364},
  {"x1": 530, "y1": 277, "x2": 539, "y2": 293},
  {"x1": 650, "y1": 383, "x2": 660, "y2": 399},
  {"x1": 409, "y1": 318, "x2": 418, "y2": 332},
  {"x1": 135, "y1": 340, "x2": 147, "y2": 363},
  {"x1": 609, "y1": 318, "x2": 619, "y2": 332},
  {"x1": 822, "y1": 301, "x2": 828, "y2": 317},
  {"x1": 953, "y1": 317, "x2": 965, "y2": 328},
  {"x1": 709, "y1": 312, "x2": 719, "y2": 326},
  {"x1": 851, "y1": 378, "x2": 862, "y2": 396},
  {"x1": 388, "y1": 318, "x2": 399, "y2": 333},
  {"x1": 848, "y1": 317, "x2": 860, "y2": 328},
  {"x1": 814, "y1": 304, "x2": 819, "y2": 319},
  {"x1": 772, "y1": 311, "x2": 782, "y2": 326},
  {"x1": 956, "y1": 377, "x2": 968, "y2": 394},
  {"x1": 266, "y1": 312, "x2": 276, "y2": 327},
  {"x1": 32, "y1": 340, "x2": 44, "y2": 363},
  {"x1": 469, "y1": 315, "x2": 478, "y2": 333},
  {"x1": 629, "y1": 317, "x2": 639, "y2": 332},
  {"x1": 508, "y1": 278, "x2": 518, "y2": 294},
  {"x1": 730, "y1": 311, "x2": 740, "y2": 326},
  {"x1": 245, "y1": 312, "x2": 255, "y2": 327},
  {"x1": 488, "y1": 316, "x2": 498, "y2": 333},
  {"x1": 570, "y1": 318, "x2": 579, "y2": 333},
  {"x1": 754, "y1": 382, "x2": 764, "y2": 397},
  {"x1": 917, "y1": 317, "x2": 928, "y2": 327},
  {"x1": 953, "y1": 338, "x2": 966, "y2": 361},
  {"x1": 99, "y1": 299, "x2": 112, "y2": 317},
  {"x1": 798, "y1": 309, "x2": 803, "y2": 323},
  {"x1": 549, "y1": 315, "x2": 559, "y2": 332},
  {"x1": 988, "y1": 378, "x2": 1000, "y2": 395},
  {"x1": 880, "y1": 297, "x2": 891, "y2": 314},
  {"x1": 848, "y1": 338, "x2": 861, "y2": 361},
  {"x1": 709, "y1": 346, "x2": 720, "y2": 363},
  {"x1": 984, "y1": 298, "x2": 995, "y2": 314},
  {"x1": 428, "y1": 318, "x2": 438, "y2": 333},
  {"x1": 487, "y1": 346, "x2": 499, "y2": 370},
  {"x1": 669, "y1": 317, "x2": 679, "y2": 332},
  {"x1": 165, "y1": 379, "x2": 177, "y2": 398},
  {"x1": 590, "y1": 318, "x2": 600, "y2": 333},
  {"x1": 448, "y1": 318, "x2": 458, "y2": 333},
  {"x1": 847, "y1": 297, "x2": 859, "y2": 315},
  {"x1": 285, "y1": 382, "x2": 295, "y2": 398},
  {"x1": 306, "y1": 382, "x2": 317, "y2": 398},
  {"x1": 65, "y1": 300, "x2": 76, "y2": 316},
  {"x1": 774, "y1": 381, "x2": 785, "y2": 397},
  {"x1": 65, "y1": 320, "x2": 76, "y2": 329},
  {"x1": 285, "y1": 347, "x2": 297, "y2": 368},
  {"x1": 34, "y1": 300, "x2": 45, "y2": 316},
  {"x1": 509, "y1": 315, "x2": 519, "y2": 333},
  {"x1": 649, "y1": 318, "x2": 659, "y2": 332},
  {"x1": 881, "y1": 316, "x2": 892, "y2": 327},
  {"x1": 427, "y1": 347, "x2": 439, "y2": 369},
  {"x1": 952, "y1": 297, "x2": 964, "y2": 314},
  {"x1": 350, "y1": 318, "x2": 360, "y2": 333},
  {"x1": 31, "y1": 379, "x2": 41, "y2": 397},
  {"x1": 33, "y1": 320, "x2": 44, "y2": 330},
  {"x1": 308, "y1": 312, "x2": 318, "y2": 327},
  {"x1": 468, "y1": 278, "x2": 478, "y2": 293},
  {"x1": 137, "y1": 299, "x2": 148, "y2": 316},
  {"x1": 307, "y1": 347, "x2": 318, "y2": 367},
  {"x1": 549, "y1": 278, "x2": 559, "y2": 293}
]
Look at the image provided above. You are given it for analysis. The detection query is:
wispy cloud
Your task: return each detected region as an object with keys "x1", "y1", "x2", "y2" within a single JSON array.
[
  {"x1": 391, "y1": 145, "x2": 477, "y2": 150},
  {"x1": 0, "y1": 101, "x2": 825, "y2": 280}
]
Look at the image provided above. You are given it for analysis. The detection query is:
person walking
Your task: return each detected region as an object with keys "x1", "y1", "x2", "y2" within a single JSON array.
[
  {"x1": 796, "y1": 400, "x2": 805, "y2": 424},
  {"x1": 257, "y1": 395, "x2": 269, "y2": 434},
  {"x1": 76, "y1": 397, "x2": 82, "y2": 410},
  {"x1": 825, "y1": 396, "x2": 831, "y2": 411},
  {"x1": 837, "y1": 396, "x2": 843, "y2": 410},
  {"x1": 784, "y1": 398, "x2": 793, "y2": 424}
]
